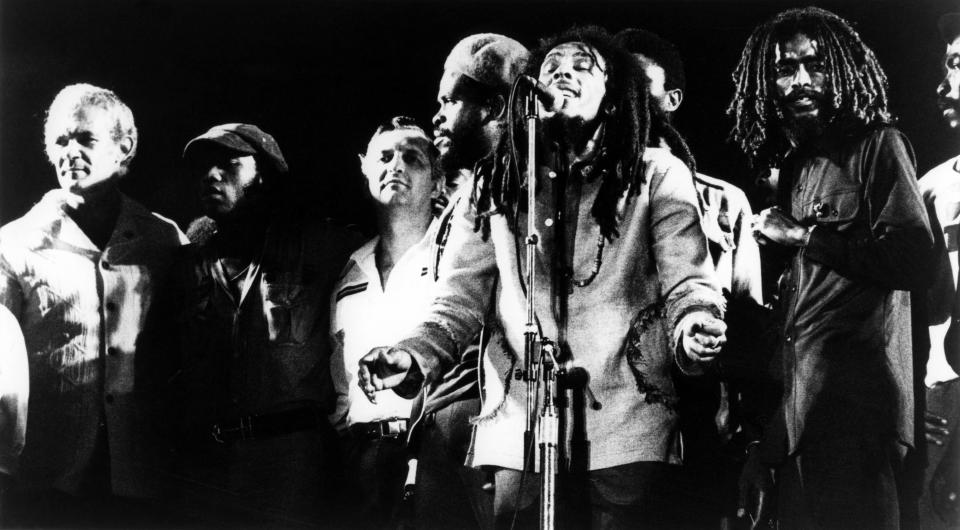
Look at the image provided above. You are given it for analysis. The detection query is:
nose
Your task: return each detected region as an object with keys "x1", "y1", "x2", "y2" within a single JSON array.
[
  {"x1": 432, "y1": 108, "x2": 443, "y2": 129},
  {"x1": 65, "y1": 139, "x2": 83, "y2": 159},
  {"x1": 382, "y1": 153, "x2": 404, "y2": 180},
  {"x1": 552, "y1": 67, "x2": 573, "y2": 81},
  {"x1": 203, "y1": 165, "x2": 223, "y2": 183},
  {"x1": 792, "y1": 65, "x2": 812, "y2": 88},
  {"x1": 939, "y1": 74, "x2": 960, "y2": 100}
]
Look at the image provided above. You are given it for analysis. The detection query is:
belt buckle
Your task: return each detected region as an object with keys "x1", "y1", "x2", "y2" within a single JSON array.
[
  {"x1": 211, "y1": 424, "x2": 225, "y2": 444},
  {"x1": 380, "y1": 419, "x2": 403, "y2": 439},
  {"x1": 211, "y1": 416, "x2": 255, "y2": 444}
]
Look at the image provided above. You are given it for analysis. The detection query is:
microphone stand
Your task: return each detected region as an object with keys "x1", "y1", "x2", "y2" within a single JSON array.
[{"x1": 519, "y1": 90, "x2": 563, "y2": 530}]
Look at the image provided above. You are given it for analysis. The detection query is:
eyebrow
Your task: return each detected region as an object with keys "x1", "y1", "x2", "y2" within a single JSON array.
[{"x1": 546, "y1": 47, "x2": 595, "y2": 59}]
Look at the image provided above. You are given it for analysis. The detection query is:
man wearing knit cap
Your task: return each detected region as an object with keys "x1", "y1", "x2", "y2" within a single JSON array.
[
  {"x1": 402, "y1": 33, "x2": 528, "y2": 530},
  {"x1": 433, "y1": 33, "x2": 528, "y2": 190},
  {"x1": 169, "y1": 123, "x2": 360, "y2": 527}
]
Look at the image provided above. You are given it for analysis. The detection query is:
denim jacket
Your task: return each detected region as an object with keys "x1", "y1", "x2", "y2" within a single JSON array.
[{"x1": 396, "y1": 147, "x2": 724, "y2": 470}]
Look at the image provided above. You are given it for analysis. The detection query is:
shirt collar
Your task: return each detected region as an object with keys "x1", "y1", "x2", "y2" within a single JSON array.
[{"x1": 30, "y1": 190, "x2": 151, "y2": 254}]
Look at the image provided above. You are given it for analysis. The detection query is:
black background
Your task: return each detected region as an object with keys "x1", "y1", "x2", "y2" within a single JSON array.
[{"x1": 1, "y1": 0, "x2": 957, "y2": 234}]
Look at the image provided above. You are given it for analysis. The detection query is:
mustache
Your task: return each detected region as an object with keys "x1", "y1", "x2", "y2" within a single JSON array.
[{"x1": 784, "y1": 88, "x2": 826, "y2": 104}]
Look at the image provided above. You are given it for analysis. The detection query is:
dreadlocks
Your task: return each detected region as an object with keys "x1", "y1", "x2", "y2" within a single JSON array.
[
  {"x1": 472, "y1": 25, "x2": 696, "y2": 241},
  {"x1": 728, "y1": 7, "x2": 894, "y2": 169}
]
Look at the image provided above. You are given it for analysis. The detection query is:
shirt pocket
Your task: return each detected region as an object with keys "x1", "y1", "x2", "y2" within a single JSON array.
[
  {"x1": 801, "y1": 186, "x2": 860, "y2": 230},
  {"x1": 263, "y1": 282, "x2": 316, "y2": 346}
]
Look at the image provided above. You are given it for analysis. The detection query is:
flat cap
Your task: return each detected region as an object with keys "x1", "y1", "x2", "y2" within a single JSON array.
[
  {"x1": 940, "y1": 13, "x2": 960, "y2": 43},
  {"x1": 442, "y1": 33, "x2": 529, "y2": 93},
  {"x1": 183, "y1": 123, "x2": 288, "y2": 174}
]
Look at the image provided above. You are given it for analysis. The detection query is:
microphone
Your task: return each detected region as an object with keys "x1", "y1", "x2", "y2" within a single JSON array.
[{"x1": 521, "y1": 75, "x2": 566, "y2": 112}]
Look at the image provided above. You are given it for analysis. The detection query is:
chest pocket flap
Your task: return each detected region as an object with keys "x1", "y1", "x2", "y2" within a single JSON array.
[
  {"x1": 800, "y1": 186, "x2": 860, "y2": 228},
  {"x1": 264, "y1": 281, "x2": 317, "y2": 345}
]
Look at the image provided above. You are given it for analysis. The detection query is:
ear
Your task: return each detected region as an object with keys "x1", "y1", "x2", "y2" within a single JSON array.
[
  {"x1": 117, "y1": 135, "x2": 134, "y2": 158},
  {"x1": 485, "y1": 94, "x2": 507, "y2": 122},
  {"x1": 664, "y1": 89, "x2": 684, "y2": 113}
]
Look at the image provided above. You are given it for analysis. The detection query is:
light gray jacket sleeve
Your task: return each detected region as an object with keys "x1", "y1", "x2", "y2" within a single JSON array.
[
  {"x1": 0, "y1": 302, "x2": 27, "y2": 476},
  {"x1": 394, "y1": 195, "x2": 498, "y2": 387},
  {"x1": 647, "y1": 158, "x2": 726, "y2": 374}
]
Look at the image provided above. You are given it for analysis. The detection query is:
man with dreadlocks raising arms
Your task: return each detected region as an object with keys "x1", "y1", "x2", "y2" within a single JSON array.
[
  {"x1": 358, "y1": 25, "x2": 726, "y2": 529},
  {"x1": 730, "y1": 7, "x2": 935, "y2": 530}
]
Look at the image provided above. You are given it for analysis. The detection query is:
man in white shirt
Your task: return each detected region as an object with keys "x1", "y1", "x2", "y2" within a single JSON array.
[
  {"x1": 918, "y1": 12, "x2": 960, "y2": 529},
  {"x1": 329, "y1": 116, "x2": 443, "y2": 529},
  {"x1": 0, "y1": 83, "x2": 185, "y2": 526}
]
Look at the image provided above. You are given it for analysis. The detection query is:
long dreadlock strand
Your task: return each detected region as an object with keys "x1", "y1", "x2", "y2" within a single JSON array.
[{"x1": 728, "y1": 7, "x2": 894, "y2": 169}]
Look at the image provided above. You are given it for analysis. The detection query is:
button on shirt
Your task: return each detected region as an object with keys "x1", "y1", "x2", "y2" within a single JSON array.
[
  {"x1": 771, "y1": 127, "x2": 933, "y2": 457},
  {"x1": 0, "y1": 190, "x2": 186, "y2": 496},
  {"x1": 329, "y1": 232, "x2": 437, "y2": 432}
]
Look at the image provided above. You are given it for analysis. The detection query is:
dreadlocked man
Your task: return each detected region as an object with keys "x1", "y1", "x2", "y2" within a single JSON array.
[
  {"x1": 730, "y1": 8, "x2": 935, "y2": 530},
  {"x1": 358, "y1": 25, "x2": 726, "y2": 529}
]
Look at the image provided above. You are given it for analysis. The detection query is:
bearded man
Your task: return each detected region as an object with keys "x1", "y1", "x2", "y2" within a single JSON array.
[{"x1": 729, "y1": 8, "x2": 935, "y2": 529}]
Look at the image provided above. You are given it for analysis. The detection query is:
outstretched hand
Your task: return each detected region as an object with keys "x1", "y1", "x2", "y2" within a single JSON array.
[
  {"x1": 681, "y1": 312, "x2": 727, "y2": 362},
  {"x1": 357, "y1": 347, "x2": 414, "y2": 403}
]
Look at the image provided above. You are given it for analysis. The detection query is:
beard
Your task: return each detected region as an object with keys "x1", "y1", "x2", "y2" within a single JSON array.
[
  {"x1": 438, "y1": 126, "x2": 488, "y2": 176},
  {"x1": 778, "y1": 89, "x2": 831, "y2": 147},
  {"x1": 783, "y1": 111, "x2": 826, "y2": 148}
]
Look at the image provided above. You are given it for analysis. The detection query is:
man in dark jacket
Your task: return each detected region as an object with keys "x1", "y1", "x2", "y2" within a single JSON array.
[
  {"x1": 729, "y1": 8, "x2": 935, "y2": 529},
  {"x1": 171, "y1": 123, "x2": 359, "y2": 527}
]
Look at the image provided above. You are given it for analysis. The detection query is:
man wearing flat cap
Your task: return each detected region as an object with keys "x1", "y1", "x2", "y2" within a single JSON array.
[
  {"x1": 397, "y1": 33, "x2": 528, "y2": 530},
  {"x1": 168, "y1": 123, "x2": 360, "y2": 527},
  {"x1": 0, "y1": 83, "x2": 187, "y2": 527},
  {"x1": 918, "y1": 12, "x2": 960, "y2": 529}
]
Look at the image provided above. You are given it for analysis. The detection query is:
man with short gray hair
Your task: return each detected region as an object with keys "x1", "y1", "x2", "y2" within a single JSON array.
[{"x1": 0, "y1": 83, "x2": 186, "y2": 526}]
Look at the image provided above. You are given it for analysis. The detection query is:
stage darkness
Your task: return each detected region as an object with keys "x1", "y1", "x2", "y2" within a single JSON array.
[{"x1": 1, "y1": 0, "x2": 955, "y2": 234}]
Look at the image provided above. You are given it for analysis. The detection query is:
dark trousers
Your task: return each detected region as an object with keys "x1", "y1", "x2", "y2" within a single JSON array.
[
  {"x1": 171, "y1": 426, "x2": 341, "y2": 529},
  {"x1": 3, "y1": 489, "x2": 175, "y2": 529},
  {"x1": 414, "y1": 397, "x2": 493, "y2": 530},
  {"x1": 776, "y1": 434, "x2": 906, "y2": 530},
  {"x1": 493, "y1": 462, "x2": 683, "y2": 530},
  {"x1": 344, "y1": 432, "x2": 409, "y2": 530}
]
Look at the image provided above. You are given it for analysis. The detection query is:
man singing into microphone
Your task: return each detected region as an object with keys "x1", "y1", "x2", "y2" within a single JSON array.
[{"x1": 359, "y1": 25, "x2": 725, "y2": 529}]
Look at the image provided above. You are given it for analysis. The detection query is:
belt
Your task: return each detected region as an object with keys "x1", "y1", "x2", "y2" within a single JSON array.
[
  {"x1": 211, "y1": 407, "x2": 323, "y2": 444},
  {"x1": 348, "y1": 418, "x2": 409, "y2": 440}
]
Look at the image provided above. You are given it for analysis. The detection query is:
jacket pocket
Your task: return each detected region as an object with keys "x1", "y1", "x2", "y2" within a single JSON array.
[{"x1": 264, "y1": 282, "x2": 314, "y2": 345}]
